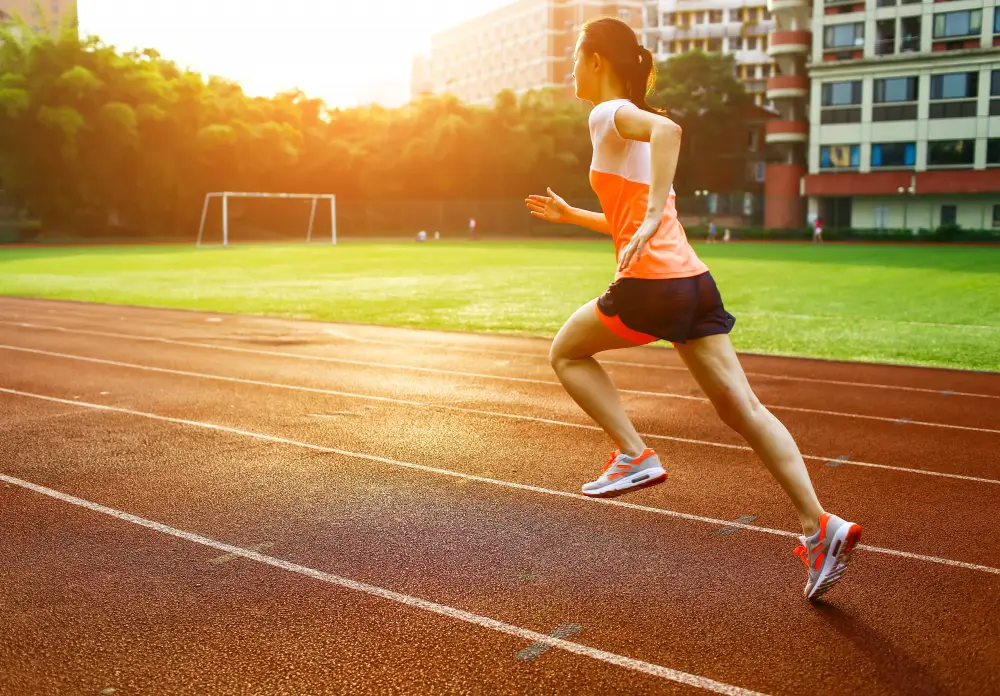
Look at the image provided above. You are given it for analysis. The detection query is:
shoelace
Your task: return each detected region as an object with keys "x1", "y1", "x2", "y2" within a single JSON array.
[
  {"x1": 793, "y1": 544, "x2": 810, "y2": 568},
  {"x1": 602, "y1": 450, "x2": 621, "y2": 473}
]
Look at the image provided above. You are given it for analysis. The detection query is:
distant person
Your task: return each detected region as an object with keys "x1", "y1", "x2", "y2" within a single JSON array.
[
  {"x1": 707, "y1": 219, "x2": 717, "y2": 244},
  {"x1": 813, "y1": 217, "x2": 823, "y2": 244},
  {"x1": 524, "y1": 16, "x2": 860, "y2": 601},
  {"x1": 468, "y1": 217, "x2": 478, "y2": 240},
  {"x1": 415, "y1": 230, "x2": 427, "y2": 243},
  {"x1": 723, "y1": 228, "x2": 731, "y2": 244}
]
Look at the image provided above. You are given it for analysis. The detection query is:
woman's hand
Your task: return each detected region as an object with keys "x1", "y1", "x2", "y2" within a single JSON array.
[
  {"x1": 525, "y1": 187, "x2": 571, "y2": 223},
  {"x1": 618, "y1": 218, "x2": 660, "y2": 272}
]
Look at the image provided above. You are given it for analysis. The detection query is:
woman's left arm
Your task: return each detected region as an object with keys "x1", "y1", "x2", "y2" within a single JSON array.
[{"x1": 613, "y1": 106, "x2": 683, "y2": 271}]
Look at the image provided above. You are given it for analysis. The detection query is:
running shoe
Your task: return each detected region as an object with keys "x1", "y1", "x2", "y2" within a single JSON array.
[
  {"x1": 581, "y1": 449, "x2": 667, "y2": 498},
  {"x1": 794, "y1": 512, "x2": 863, "y2": 601}
]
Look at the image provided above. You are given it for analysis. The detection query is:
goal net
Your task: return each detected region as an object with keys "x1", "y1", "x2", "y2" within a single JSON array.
[{"x1": 196, "y1": 192, "x2": 337, "y2": 247}]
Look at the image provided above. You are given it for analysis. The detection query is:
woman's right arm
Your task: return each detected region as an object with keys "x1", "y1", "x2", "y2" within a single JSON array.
[
  {"x1": 564, "y1": 208, "x2": 611, "y2": 235},
  {"x1": 525, "y1": 188, "x2": 611, "y2": 236}
]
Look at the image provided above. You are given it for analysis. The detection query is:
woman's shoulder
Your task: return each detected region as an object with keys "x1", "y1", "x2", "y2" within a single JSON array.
[{"x1": 588, "y1": 99, "x2": 632, "y2": 139}]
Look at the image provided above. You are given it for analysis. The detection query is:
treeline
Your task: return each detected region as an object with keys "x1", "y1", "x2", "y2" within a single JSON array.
[{"x1": 0, "y1": 18, "x2": 757, "y2": 237}]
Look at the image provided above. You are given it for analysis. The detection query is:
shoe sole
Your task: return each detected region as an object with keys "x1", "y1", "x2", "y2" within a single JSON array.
[
  {"x1": 807, "y1": 522, "x2": 863, "y2": 602},
  {"x1": 581, "y1": 468, "x2": 668, "y2": 498}
]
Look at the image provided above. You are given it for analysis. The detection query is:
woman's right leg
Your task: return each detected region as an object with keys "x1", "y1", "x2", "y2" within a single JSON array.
[{"x1": 673, "y1": 333, "x2": 824, "y2": 536}]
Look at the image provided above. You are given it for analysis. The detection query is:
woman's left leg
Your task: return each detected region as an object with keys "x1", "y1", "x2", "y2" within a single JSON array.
[{"x1": 549, "y1": 299, "x2": 649, "y2": 457}]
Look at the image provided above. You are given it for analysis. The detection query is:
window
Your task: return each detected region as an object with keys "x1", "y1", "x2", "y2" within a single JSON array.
[
  {"x1": 900, "y1": 16, "x2": 921, "y2": 52},
  {"x1": 988, "y1": 139, "x2": 1000, "y2": 165},
  {"x1": 928, "y1": 140, "x2": 976, "y2": 166},
  {"x1": 732, "y1": 8, "x2": 744, "y2": 22},
  {"x1": 876, "y1": 19, "x2": 896, "y2": 55},
  {"x1": 747, "y1": 8, "x2": 758, "y2": 22},
  {"x1": 992, "y1": 70, "x2": 1000, "y2": 96},
  {"x1": 874, "y1": 77, "x2": 918, "y2": 103},
  {"x1": 820, "y1": 145, "x2": 861, "y2": 169},
  {"x1": 876, "y1": 0, "x2": 895, "y2": 6},
  {"x1": 695, "y1": 11, "x2": 705, "y2": 24},
  {"x1": 824, "y1": 23, "x2": 864, "y2": 49},
  {"x1": 996, "y1": 10, "x2": 1000, "y2": 34},
  {"x1": 874, "y1": 206, "x2": 890, "y2": 229},
  {"x1": 709, "y1": 10, "x2": 723, "y2": 23},
  {"x1": 993, "y1": 204, "x2": 1000, "y2": 228},
  {"x1": 746, "y1": 36, "x2": 758, "y2": 50},
  {"x1": 940, "y1": 205, "x2": 957, "y2": 226},
  {"x1": 822, "y1": 109, "x2": 863, "y2": 124},
  {"x1": 761, "y1": 65, "x2": 771, "y2": 79},
  {"x1": 618, "y1": 9, "x2": 630, "y2": 21},
  {"x1": 871, "y1": 142, "x2": 916, "y2": 167},
  {"x1": 931, "y1": 72, "x2": 978, "y2": 100},
  {"x1": 932, "y1": 10, "x2": 982, "y2": 39},
  {"x1": 663, "y1": 12, "x2": 675, "y2": 26},
  {"x1": 707, "y1": 38, "x2": 722, "y2": 52},
  {"x1": 822, "y1": 81, "x2": 862, "y2": 106}
]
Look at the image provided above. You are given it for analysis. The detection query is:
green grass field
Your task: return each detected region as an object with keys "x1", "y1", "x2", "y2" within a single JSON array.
[{"x1": 1, "y1": 241, "x2": 998, "y2": 371}]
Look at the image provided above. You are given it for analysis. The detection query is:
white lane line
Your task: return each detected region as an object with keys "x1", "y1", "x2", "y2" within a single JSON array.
[
  {"x1": 3, "y1": 325, "x2": 998, "y2": 435},
  {"x1": 3, "y1": 387, "x2": 999, "y2": 577},
  {"x1": 3, "y1": 344, "x2": 998, "y2": 486},
  {"x1": 0, "y1": 474, "x2": 766, "y2": 696},
  {"x1": 4, "y1": 317, "x2": 999, "y2": 401}
]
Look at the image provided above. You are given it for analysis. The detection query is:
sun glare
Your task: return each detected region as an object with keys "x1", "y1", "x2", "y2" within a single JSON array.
[{"x1": 77, "y1": 0, "x2": 510, "y2": 108}]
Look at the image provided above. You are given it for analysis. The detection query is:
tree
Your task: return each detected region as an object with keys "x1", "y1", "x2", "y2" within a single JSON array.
[{"x1": 649, "y1": 51, "x2": 757, "y2": 195}]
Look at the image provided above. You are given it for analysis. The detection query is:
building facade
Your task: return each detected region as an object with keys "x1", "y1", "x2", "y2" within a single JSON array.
[
  {"x1": 642, "y1": 0, "x2": 778, "y2": 108},
  {"x1": 766, "y1": 0, "x2": 1000, "y2": 230},
  {"x1": 412, "y1": 0, "x2": 644, "y2": 104},
  {"x1": 0, "y1": 0, "x2": 76, "y2": 32}
]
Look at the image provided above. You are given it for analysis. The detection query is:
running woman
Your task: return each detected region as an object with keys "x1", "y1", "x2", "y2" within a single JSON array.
[{"x1": 525, "y1": 17, "x2": 861, "y2": 601}]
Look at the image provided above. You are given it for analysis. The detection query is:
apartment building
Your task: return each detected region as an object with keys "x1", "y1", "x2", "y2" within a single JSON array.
[
  {"x1": 412, "y1": 0, "x2": 644, "y2": 104},
  {"x1": 0, "y1": 0, "x2": 75, "y2": 32},
  {"x1": 643, "y1": 0, "x2": 778, "y2": 107},
  {"x1": 766, "y1": 0, "x2": 999, "y2": 230}
]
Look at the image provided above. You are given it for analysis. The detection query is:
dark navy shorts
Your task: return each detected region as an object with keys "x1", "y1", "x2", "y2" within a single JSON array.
[{"x1": 596, "y1": 272, "x2": 736, "y2": 345}]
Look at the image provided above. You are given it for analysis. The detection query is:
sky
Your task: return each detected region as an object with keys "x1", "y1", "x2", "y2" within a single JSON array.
[{"x1": 77, "y1": 0, "x2": 510, "y2": 108}]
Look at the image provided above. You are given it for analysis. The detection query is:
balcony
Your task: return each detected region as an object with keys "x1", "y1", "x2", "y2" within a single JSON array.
[
  {"x1": 768, "y1": 30, "x2": 811, "y2": 56},
  {"x1": 765, "y1": 119, "x2": 808, "y2": 144},
  {"x1": 766, "y1": 75, "x2": 809, "y2": 99}
]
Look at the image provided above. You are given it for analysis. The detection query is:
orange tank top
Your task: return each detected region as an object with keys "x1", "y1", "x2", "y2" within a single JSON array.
[{"x1": 589, "y1": 99, "x2": 708, "y2": 281}]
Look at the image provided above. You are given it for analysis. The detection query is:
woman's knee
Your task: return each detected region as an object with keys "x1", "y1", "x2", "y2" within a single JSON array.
[
  {"x1": 549, "y1": 338, "x2": 579, "y2": 371},
  {"x1": 713, "y1": 389, "x2": 763, "y2": 433}
]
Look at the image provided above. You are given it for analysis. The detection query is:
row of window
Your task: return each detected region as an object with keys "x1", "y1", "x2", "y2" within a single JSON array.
[
  {"x1": 663, "y1": 36, "x2": 769, "y2": 55},
  {"x1": 661, "y1": 7, "x2": 770, "y2": 28},
  {"x1": 825, "y1": 71, "x2": 1000, "y2": 105},
  {"x1": 872, "y1": 205, "x2": 1000, "y2": 230},
  {"x1": 823, "y1": 9, "x2": 999, "y2": 50},
  {"x1": 820, "y1": 139, "x2": 1000, "y2": 169}
]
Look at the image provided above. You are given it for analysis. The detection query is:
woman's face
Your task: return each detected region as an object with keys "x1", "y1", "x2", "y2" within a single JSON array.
[{"x1": 571, "y1": 37, "x2": 600, "y2": 102}]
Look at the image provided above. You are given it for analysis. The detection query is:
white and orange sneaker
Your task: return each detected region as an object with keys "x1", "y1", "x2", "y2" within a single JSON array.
[
  {"x1": 794, "y1": 512, "x2": 863, "y2": 601},
  {"x1": 581, "y1": 448, "x2": 667, "y2": 498}
]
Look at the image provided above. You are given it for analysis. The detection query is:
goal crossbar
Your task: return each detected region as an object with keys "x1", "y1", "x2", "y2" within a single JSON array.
[{"x1": 197, "y1": 192, "x2": 337, "y2": 247}]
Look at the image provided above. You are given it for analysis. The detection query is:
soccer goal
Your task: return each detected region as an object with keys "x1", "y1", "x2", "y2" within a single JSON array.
[{"x1": 196, "y1": 192, "x2": 337, "y2": 247}]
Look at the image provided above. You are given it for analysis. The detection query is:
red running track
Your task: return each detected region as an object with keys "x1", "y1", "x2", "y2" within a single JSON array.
[{"x1": 1, "y1": 297, "x2": 998, "y2": 696}]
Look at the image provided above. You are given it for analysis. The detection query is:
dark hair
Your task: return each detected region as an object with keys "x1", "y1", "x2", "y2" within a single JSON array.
[{"x1": 579, "y1": 17, "x2": 660, "y2": 113}]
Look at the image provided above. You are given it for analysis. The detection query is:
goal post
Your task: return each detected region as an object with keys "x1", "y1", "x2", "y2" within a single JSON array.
[{"x1": 196, "y1": 192, "x2": 337, "y2": 247}]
